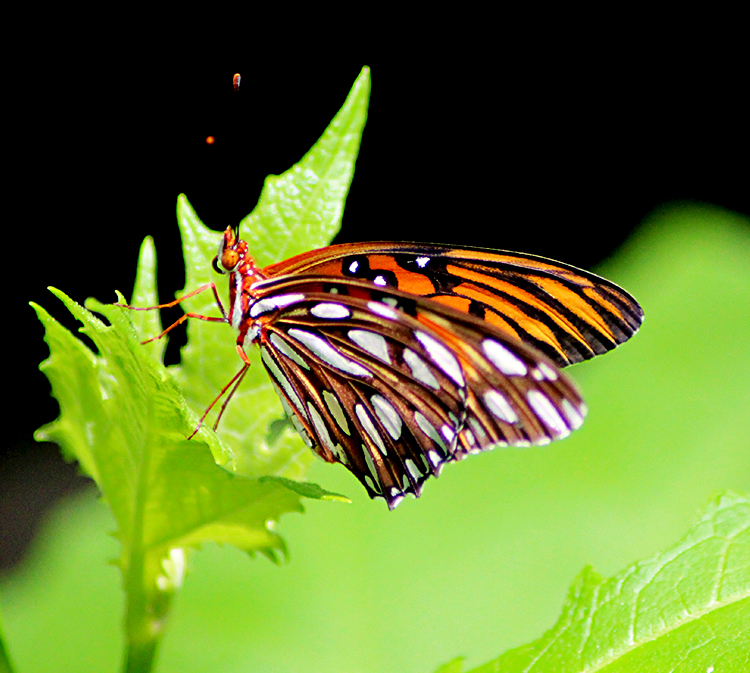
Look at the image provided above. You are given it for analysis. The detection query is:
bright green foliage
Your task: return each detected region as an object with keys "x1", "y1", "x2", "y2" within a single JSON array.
[{"x1": 464, "y1": 493, "x2": 750, "y2": 673}]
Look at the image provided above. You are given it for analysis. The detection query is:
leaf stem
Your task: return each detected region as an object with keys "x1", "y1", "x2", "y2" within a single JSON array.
[
  {"x1": 121, "y1": 541, "x2": 176, "y2": 673},
  {"x1": 123, "y1": 634, "x2": 159, "y2": 673}
]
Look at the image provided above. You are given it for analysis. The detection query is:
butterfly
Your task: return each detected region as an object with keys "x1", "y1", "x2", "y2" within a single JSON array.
[{"x1": 126, "y1": 227, "x2": 643, "y2": 509}]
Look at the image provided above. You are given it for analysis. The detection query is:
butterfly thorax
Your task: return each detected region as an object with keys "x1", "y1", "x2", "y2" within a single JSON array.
[{"x1": 212, "y1": 227, "x2": 268, "y2": 344}]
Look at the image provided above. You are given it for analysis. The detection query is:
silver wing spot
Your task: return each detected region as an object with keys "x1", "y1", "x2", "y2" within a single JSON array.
[
  {"x1": 483, "y1": 390, "x2": 518, "y2": 424},
  {"x1": 403, "y1": 348, "x2": 440, "y2": 390},
  {"x1": 288, "y1": 328, "x2": 371, "y2": 378},
  {"x1": 482, "y1": 338, "x2": 528, "y2": 376},
  {"x1": 261, "y1": 348, "x2": 306, "y2": 416},
  {"x1": 348, "y1": 329, "x2": 391, "y2": 364},
  {"x1": 355, "y1": 403, "x2": 388, "y2": 456},
  {"x1": 310, "y1": 303, "x2": 352, "y2": 319},
  {"x1": 414, "y1": 411, "x2": 448, "y2": 451},
  {"x1": 527, "y1": 390, "x2": 570, "y2": 437},
  {"x1": 415, "y1": 331, "x2": 465, "y2": 387},
  {"x1": 370, "y1": 394, "x2": 403, "y2": 440},
  {"x1": 249, "y1": 293, "x2": 305, "y2": 318}
]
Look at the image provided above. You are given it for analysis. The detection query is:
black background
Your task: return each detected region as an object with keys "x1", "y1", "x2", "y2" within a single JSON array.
[{"x1": 3, "y1": 26, "x2": 748, "y2": 570}]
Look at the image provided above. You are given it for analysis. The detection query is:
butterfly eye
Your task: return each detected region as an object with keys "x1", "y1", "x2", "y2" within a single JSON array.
[
  {"x1": 221, "y1": 248, "x2": 240, "y2": 271},
  {"x1": 214, "y1": 226, "x2": 241, "y2": 273}
]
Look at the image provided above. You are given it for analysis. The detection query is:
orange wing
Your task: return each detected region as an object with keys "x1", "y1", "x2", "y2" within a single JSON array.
[{"x1": 262, "y1": 241, "x2": 643, "y2": 367}]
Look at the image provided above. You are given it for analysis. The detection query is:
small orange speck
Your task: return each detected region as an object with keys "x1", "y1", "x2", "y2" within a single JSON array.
[
  {"x1": 206, "y1": 136, "x2": 215, "y2": 145},
  {"x1": 233, "y1": 73, "x2": 241, "y2": 91}
]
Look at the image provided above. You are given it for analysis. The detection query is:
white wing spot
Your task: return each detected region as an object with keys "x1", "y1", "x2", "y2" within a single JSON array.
[
  {"x1": 348, "y1": 260, "x2": 359, "y2": 274},
  {"x1": 356, "y1": 404, "x2": 388, "y2": 455},
  {"x1": 532, "y1": 362, "x2": 559, "y2": 381},
  {"x1": 403, "y1": 349, "x2": 440, "y2": 389},
  {"x1": 428, "y1": 450, "x2": 442, "y2": 467},
  {"x1": 371, "y1": 394, "x2": 402, "y2": 440},
  {"x1": 405, "y1": 458, "x2": 422, "y2": 480},
  {"x1": 527, "y1": 390, "x2": 570, "y2": 437},
  {"x1": 249, "y1": 293, "x2": 305, "y2": 318},
  {"x1": 414, "y1": 412, "x2": 447, "y2": 450},
  {"x1": 367, "y1": 302, "x2": 398, "y2": 320},
  {"x1": 307, "y1": 402, "x2": 337, "y2": 456},
  {"x1": 261, "y1": 348, "x2": 306, "y2": 416},
  {"x1": 482, "y1": 339, "x2": 528, "y2": 376},
  {"x1": 348, "y1": 329, "x2": 391, "y2": 364},
  {"x1": 468, "y1": 417, "x2": 489, "y2": 444},
  {"x1": 288, "y1": 328, "x2": 371, "y2": 377},
  {"x1": 362, "y1": 443, "x2": 380, "y2": 482},
  {"x1": 441, "y1": 424, "x2": 456, "y2": 444},
  {"x1": 291, "y1": 415, "x2": 314, "y2": 447},
  {"x1": 269, "y1": 381, "x2": 313, "y2": 449},
  {"x1": 416, "y1": 332, "x2": 465, "y2": 387},
  {"x1": 373, "y1": 275, "x2": 387, "y2": 286},
  {"x1": 310, "y1": 303, "x2": 351, "y2": 319},
  {"x1": 415, "y1": 256, "x2": 430, "y2": 268},
  {"x1": 484, "y1": 390, "x2": 518, "y2": 424},
  {"x1": 560, "y1": 398, "x2": 585, "y2": 430}
]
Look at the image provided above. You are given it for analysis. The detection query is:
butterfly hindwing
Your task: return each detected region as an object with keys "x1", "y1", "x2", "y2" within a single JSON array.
[{"x1": 253, "y1": 276, "x2": 586, "y2": 507}]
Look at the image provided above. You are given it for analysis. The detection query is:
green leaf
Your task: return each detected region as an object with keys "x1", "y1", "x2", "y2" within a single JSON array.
[
  {"x1": 32, "y1": 287, "x2": 335, "y2": 556},
  {"x1": 470, "y1": 493, "x2": 750, "y2": 673},
  {"x1": 169, "y1": 66, "x2": 371, "y2": 477}
]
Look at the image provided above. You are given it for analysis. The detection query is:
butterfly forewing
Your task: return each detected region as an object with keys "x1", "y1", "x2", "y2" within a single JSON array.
[
  {"x1": 252, "y1": 276, "x2": 587, "y2": 508},
  {"x1": 263, "y1": 241, "x2": 644, "y2": 367}
]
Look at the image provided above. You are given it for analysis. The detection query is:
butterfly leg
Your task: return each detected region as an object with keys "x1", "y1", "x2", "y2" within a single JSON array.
[
  {"x1": 187, "y1": 362, "x2": 250, "y2": 439},
  {"x1": 116, "y1": 282, "x2": 229, "y2": 344}
]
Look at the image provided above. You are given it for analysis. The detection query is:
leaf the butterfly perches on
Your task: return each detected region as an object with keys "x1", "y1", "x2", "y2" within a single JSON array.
[{"x1": 124, "y1": 228, "x2": 643, "y2": 509}]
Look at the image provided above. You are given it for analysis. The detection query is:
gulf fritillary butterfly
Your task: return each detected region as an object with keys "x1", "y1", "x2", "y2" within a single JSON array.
[{"x1": 123, "y1": 228, "x2": 643, "y2": 509}]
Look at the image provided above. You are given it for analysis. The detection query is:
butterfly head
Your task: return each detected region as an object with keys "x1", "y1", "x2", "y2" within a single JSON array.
[{"x1": 212, "y1": 225, "x2": 248, "y2": 275}]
